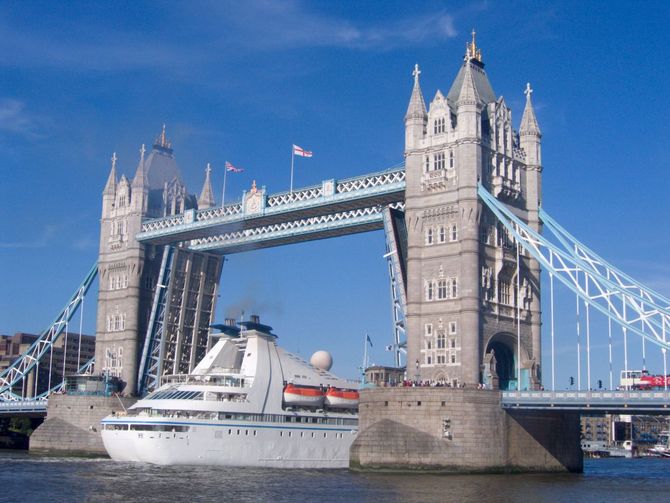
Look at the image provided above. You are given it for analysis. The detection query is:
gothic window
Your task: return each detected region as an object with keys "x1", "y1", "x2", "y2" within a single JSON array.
[
  {"x1": 434, "y1": 117, "x2": 446, "y2": 135},
  {"x1": 437, "y1": 355, "x2": 446, "y2": 364},
  {"x1": 450, "y1": 339, "x2": 456, "y2": 349},
  {"x1": 439, "y1": 226, "x2": 446, "y2": 243},
  {"x1": 426, "y1": 280, "x2": 435, "y2": 301},
  {"x1": 450, "y1": 354, "x2": 456, "y2": 364},
  {"x1": 449, "y1": 150, "x2": 455, "y2": 169},
  {"x1": 424, "y1": 155, "x2": 430, "y2": 173},
  {"x1": 426, "y1": 355, "x2": 432, "y2": 365},
  {"x1": 437, "y1": 279, "x2": 447, "y2": 300},
  {"x1": 449, "y1": 321, "x2": 457, "y2": 335},
  {"x1": 437, "y1": 331, "x2": 446, "y2": 349},
  {"x1": 425, "y1": 324, "x2": 433, "y2": 337},
  {"x1": 434, "y1": 152, "x2": 445, "y2": 170},
  {"x1": 122, "y1": 274, "x2": 128, "y2": 289},
  {"x1": 426, "y1": 340, "x2": 432, "y2": 350},
  {"x1": 499, "y1": 280, "x2": 511, "y2": 305},
  {"x1": 450, "y1": 277, "x2": 458, "y2": 298},
  {"x1": 450, "y1": 224, "x2": 458, "y2": 242},
  {"x1": 425, "y1": 228, "x2": 434, "y2": 245}
]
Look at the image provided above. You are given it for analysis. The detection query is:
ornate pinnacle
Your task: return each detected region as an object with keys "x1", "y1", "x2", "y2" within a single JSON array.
[
  {"x1": 140, "y1": 143, "x2": 146, "y2": 161},
  {"x1": 464, "y1": 29, "x2": 483, "y2": 63},
  {"x1": 524, "y1": 82, "x2": 533, "y2": 100},
  {"x1": 111, "y1": 152, "x2": 117, "y2": 170},
  {"x1": 412, "y1": 63, "x2": 421, "y2": 84}
]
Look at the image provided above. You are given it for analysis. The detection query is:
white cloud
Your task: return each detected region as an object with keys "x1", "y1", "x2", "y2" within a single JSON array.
[
  {"x1": 216, "y1": 1, "x2": 458, "y2": 51},
  {"x1": 0, "y1": 98, "x2": 45, "y2": 139},
  {"x1": 0, "y1": 2, "x2": 459, "y2": 74}
]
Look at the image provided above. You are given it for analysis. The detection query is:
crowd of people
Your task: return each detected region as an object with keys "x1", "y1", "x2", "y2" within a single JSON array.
[{"x1": 395, "y1": 379, "x2": 493, "y2": 389}]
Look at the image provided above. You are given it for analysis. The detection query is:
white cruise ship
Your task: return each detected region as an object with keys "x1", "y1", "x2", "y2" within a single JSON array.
[{"x1": 101, "y1": 316, "x2": 359, "y2": 468}]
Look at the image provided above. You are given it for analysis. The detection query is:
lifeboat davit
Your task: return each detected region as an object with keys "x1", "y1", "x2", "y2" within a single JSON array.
[
  {"x1": 283, "y1": 384, "x2": 324, "y2": 407},
  {"x1": 324, "y1": 388, "x2": 359, "y2": 409}
]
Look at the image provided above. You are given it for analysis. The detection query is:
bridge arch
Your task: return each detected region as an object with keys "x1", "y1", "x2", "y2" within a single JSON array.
[{"x1": 484, "y1": 332, "x2": 528, "y2": 391}]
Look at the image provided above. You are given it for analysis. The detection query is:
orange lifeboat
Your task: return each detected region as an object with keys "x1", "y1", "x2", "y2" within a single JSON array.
[
  {"x1": 283, "y1": 384, "x2": 324, "y2": 407},
  {"x1": 324, "y1": 388, "x2": 359, "y2": 409}
]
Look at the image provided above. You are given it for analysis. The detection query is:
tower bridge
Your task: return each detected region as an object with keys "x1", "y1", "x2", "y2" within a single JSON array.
[{"x1": 3, "y1": 32, "x2": 669, "y2": 471}]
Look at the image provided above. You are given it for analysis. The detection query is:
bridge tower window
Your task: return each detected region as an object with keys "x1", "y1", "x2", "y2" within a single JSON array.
[
  {"x1": 450, "y1": 224, "x2": 458, "y2": 242},
  {"x1": 425, "y1": 228, "x2": 434, "y2": 245},
  {"x1": 426, "y1": 280, "x2": 435, "y2": 301},
  {"x1": 437, "y1": 331, "x2": 446, "y2": 349},
  {"x1": 437, "y1": 279, "x2": 447, "y2": 300},
  {"x1": 439, "y1": 226, "x2": 446, "y2": 243},
  {"x1": 434, "y1": 152, "x2": 445, "y2": 170}
]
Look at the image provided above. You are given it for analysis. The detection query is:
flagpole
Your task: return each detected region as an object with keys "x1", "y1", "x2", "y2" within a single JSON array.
[
  {"x1": 290, "y1": 146, "x2": 295, "y2": 194},
  {"x1": 364, "y1": 333, "x2": 368, "y2": 371},
  {"x1": 221, "y1": 164, "x2": 228, "y2": 207}
]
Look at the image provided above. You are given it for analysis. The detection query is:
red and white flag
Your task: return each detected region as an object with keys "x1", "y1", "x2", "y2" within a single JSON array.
[
  {"x1": 292, "y1": 144, "x2": 313, "y2": 158},
  {"x1": 225, "y1": 161, "x2": 244, "y2": 173}
]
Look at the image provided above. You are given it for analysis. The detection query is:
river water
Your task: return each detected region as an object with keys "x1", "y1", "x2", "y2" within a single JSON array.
[{"x1": 2, "y1": 452, "x2": 669, "y2": 502}]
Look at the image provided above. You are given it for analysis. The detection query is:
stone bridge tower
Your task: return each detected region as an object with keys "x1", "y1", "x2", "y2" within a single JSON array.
[
  {"x1": 404, "y1": 34, "x2": 543, "y2": 390},
  {"x1": 96, "y1": 127, "x2": 223, "y2": 395}
]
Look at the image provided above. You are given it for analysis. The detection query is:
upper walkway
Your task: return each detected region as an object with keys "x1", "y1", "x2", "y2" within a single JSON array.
[{"x1": 136, "y1": 167, "x2": 405, "y2": 253}]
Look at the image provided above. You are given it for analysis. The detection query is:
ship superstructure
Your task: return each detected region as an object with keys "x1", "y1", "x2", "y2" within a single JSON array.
[{"x1": 101, "y1": 317, "x2": 359, "y2": 468}]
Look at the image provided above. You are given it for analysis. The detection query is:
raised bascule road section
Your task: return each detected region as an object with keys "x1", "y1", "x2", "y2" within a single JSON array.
[{"x1": 3, "y1": 33, "x2": 669, "y2": 472}]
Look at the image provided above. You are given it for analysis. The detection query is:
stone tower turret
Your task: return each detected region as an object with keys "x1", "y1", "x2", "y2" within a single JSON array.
[
  {"x1": 96, "y1": 126, "x2": 224, "y2": 396},
  {"x1": 198, "y1": 163, "x2": 216, "y2": 209},
  {"x1": 404, "y1": 64, "x2": 427, "y2": 150},
  {"x1": 403, "y1": 32, "x2": 542, "y2": 390}
]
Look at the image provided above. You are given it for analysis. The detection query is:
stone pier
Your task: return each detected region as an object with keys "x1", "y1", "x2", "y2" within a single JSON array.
[
  {"x1": 350, "y1": 388, "x2": 582, "y2": 473},
  {"x1": 30, "y1": 394, "x2": 136, "y2": 456}
]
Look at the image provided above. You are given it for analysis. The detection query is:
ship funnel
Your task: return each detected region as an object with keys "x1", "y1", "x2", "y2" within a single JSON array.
[
  {"x1": 224, "y1": 318, "x2": 236, "y2": 327},
  {"x1": 250, "y1": 314, "x2": 260, "y2": 324}
]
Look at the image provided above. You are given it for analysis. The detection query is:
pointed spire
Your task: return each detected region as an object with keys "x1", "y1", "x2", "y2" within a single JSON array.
[
  {"x1": 405, "y1": 63, "x2": 427, "y2": 121},
  {"x1": 103, "y1": 152, "x2": 118, "y2": 195},
  {"x1": 198, "y1": 163, "x2": 216, "y2": 209},
  {"x1": 457, "y1": 60, "x2": 480, "y2": 107},
  {"x1": 520, "y1": 83, "x2": 541, "y2": 136},
  {"x1": 132, "y1": 144, "x2": 148, "y2": 189}
]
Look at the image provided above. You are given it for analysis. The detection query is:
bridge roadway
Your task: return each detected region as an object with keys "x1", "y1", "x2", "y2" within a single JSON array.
[
  {"x1": 136, "y1": 167, "x2": 406, "y2": 253},
  {"x1": 0, "y1": 399, "x2": 46, "y2": 416},
  {"x1": 502, "y1": 390, "x2": 670, "y2": 414},
  {"x1": 5, "y1": 390, "x2": 670, "y2": 417}
]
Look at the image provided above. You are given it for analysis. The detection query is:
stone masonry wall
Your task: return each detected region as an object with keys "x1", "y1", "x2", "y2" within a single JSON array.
[
  {"x1": 30, "y1": 394, "x2": 136, "y2": 456},
  {"x1": 350, "y1": 387, "x2": 582, "y2": 473}
]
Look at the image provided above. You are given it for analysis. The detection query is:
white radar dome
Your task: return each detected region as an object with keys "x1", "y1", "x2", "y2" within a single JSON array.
[{"x1": 310, "y1": 350, "x2": 333, "y2": 371}]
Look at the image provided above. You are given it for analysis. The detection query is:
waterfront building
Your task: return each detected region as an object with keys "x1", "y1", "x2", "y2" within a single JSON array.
[{"x1": 0, "y1": 331, "x2": 95, "y2": 397}]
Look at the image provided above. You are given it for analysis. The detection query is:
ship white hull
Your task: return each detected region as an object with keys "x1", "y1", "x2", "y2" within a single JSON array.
[{"x1": 102, "y1": 419, "x2": 357, "y2": 468}]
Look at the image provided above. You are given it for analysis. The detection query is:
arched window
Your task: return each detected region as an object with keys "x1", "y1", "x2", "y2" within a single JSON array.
[
  {"x1": 437, "y1": 331, "x2": 446, "y2": 349},
  {"x1": 449, "y1": 150, "x2": 455, "y2": 169},
  {"x1": 450, "y1": 224, "x2": 458, "y2": 242},
  {"x1": 426, "y1": 228, "x2": 434, "y2": 245},
  {"x1": 424, "y1": 155, "x2": 430, "y2": 173},
  {"x1": 426, "y1": 280, "x2": 434, "y2": 301},
  {"x1": 439, "y1": 226, "x2": 446, "y2": 243},
  {"x1": 450, "y1": 278, "x2": 458, "y2": 298},
  {"x1": 438, "y1": 279, "x2": 447, "y2": 300}
]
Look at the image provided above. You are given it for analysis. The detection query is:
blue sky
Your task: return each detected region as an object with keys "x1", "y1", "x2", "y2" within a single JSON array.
[{"x1": 1, "y1": 1, "x2": 668, "y2": 384}]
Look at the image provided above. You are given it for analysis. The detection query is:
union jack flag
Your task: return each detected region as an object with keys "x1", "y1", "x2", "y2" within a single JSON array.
[{"x1": 225, "y1": 161, "x2": 244, "y2": 173}]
